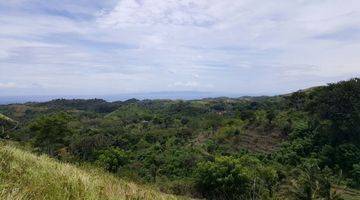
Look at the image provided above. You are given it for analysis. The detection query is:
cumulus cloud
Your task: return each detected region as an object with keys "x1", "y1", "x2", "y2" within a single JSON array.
[{"x1": 0, "y1": 0, "x2": 359, "y2": 96}]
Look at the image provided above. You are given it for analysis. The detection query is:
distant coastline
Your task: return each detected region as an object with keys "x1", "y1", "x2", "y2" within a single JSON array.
[{"x1": 0, "y1": 91, "x2": 264, "y2": 105}]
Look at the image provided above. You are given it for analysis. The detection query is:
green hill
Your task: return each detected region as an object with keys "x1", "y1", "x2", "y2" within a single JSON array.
[
  {"x1": 0, "y1": 142, "x2": 184, "y2": 200},
  {"x1": 1, "y1": 78, "x2": 360, "y2": 199}
]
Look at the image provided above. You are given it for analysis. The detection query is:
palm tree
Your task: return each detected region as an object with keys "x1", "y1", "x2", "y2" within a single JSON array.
[{"x1": 289, "y1": 163, "x2": 342, "y2": 200}]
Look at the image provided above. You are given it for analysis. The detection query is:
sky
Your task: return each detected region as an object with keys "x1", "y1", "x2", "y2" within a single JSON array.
[{"x1": 0, "y1": 0, "x2": 359, "y2": 97}]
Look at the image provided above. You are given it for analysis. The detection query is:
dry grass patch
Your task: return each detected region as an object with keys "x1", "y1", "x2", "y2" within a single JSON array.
[{"x1": 0, "y1": 142, "x2": 186, "y2": 200}]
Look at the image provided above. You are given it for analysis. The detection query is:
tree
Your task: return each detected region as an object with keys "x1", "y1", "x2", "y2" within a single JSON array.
[
  {"x1": 195, "y1": 155, "x2": 278, "y2": 199},
  {"x1": 307, "y1": 78, "x2": 360, "y2": 145},
  {"x1": 254, "y1": 110, "x2": 268, "y2": 127},
  {"x1": 266, "y1": 109, "x2": 276, "y2": 125},
  {"x1": 287, "y1": 91, "x2": 307, "y2": 110},
  {"x1": 29, "y1": 113, "x2": 73, "y2": 156},
  {"x1": 335, "y1": 144, "x2": 360, "y2": 172},
  {"x1": 206, "y1": 113, "x2": 223, "y2": 134},
  {"x1": 196, "y1": 156, "x2": 251, "y2": 199},
  {"x1": 70, "y1": 132, "x2": 112, "y2": 161},
  {"x1": 288, "y1": 159, "x2": 342, "y2": 200},
  {"x1": 96, "y1": 147, "x2": 129, "y2": 173},
  {"x1": 139, "y1": 143, "x2": 165, "y2": 182},
  {"x1": 0, "y1": 113, "x2": 17, "y2": 138}
]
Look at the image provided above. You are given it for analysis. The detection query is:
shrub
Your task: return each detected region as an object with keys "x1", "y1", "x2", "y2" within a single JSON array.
[
  {"x1": 349, "y1": 163, "x2": 360, "y2": 188},
  {"x1": 96, "y1": 147, "x2": 129, "y2": 173},
  {"x1": 29, "y1": 113, "x2": 73, "y2": 156},
  {"x1": 195, "y1": 155, "x2": 277, "y2": 199},
  {"x1": 288, "y1": 161, "x2": 335, "y2": 200},
  {"x1": 335, "y1": 144, "x2": 360, "y2": 171}
]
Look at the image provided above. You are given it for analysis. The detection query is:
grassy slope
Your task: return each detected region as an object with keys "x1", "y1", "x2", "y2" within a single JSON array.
[
  {"x1": 0, "y1": 113, "x2": 15, "y2": 124},
  {"x1": 0, "y1": 142, "x2": 185, "y2": 200},
  {"x1": 333, "y1": 185, "x2": 360, "y2": 200}
]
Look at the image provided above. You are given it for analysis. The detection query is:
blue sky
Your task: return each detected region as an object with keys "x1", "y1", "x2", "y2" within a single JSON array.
[{"x1": 0, "y1": 0, "x2": 359, "y2": 96}]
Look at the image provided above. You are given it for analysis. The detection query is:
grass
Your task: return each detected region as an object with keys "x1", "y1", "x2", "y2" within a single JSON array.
[
  {"x1": 2, "y1": 141, "x2": 358, "y2": 200},
  {"x1": 333, "y1": 185, "x2": 360, "y2": 200},
  {"x1": 0, "y1": 142, "x2": 186, "y2": 200},
  {"x1": 0, "y1": 113, "x2": 15, "y2": 124}
]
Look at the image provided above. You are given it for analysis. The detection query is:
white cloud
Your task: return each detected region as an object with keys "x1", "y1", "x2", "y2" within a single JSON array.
[
  {"x1": 168, "y1": 80, "x2": 213, "y2": 90},
  {"x1": 171, "y1": 81, "x2": 198, "y2": 87},
  {"x1": 97, "y1": 0, "x2": 360, "y2": 76},
  {"x1": 0, "y1": 0, "x2": 360, "y2": 95},
  {"x1": 98, "y1": 0, "x2": 213, "y2": 27},
  {"x1": 0, "y1": 82, "x2": 18, "y2": 89}
]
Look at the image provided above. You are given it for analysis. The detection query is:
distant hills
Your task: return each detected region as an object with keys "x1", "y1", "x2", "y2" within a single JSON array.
[{"x1": 0, "y1": 91, "x2": 262, "y2": 105}]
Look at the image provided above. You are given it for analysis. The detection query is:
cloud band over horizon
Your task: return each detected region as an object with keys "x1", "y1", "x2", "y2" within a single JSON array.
[{"x1": 0, "y1": 0, "x2": 359, "y2": 96}]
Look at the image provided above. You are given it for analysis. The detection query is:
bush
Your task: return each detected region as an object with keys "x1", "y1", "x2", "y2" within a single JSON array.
[
  {"x1": 335, "y1": 144, "x2": 360, "y2": 171},
  {"x1": 96, "y1": 147, "x2": 129, "y2": 173},
  {"x1": 29, "y1": 113, "x2": 73, "y2": 156},
  {"x1": 349, "y1": 163, "x2": 360, "y2": 188},
  {"x1": 195, "y1": 155, "x2": 277, "y2": 199},
  {"x1": 288, "y1": 161, "x2": 335, "y2": 200},
  {"x1": 70, "y1": 133, "x2": 112, "y2": 161},
  {"x1": 195, "y1": 156, "x2": 251, "y2": 199}
]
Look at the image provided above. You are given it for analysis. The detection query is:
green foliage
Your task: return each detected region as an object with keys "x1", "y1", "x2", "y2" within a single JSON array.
[
  {"x1": 70, "y1": 133, "x2": 112, "y2": 161},
  {"x1": 2, "y1": 78, "x2": 360, "y2": 199},
  {"x1": 96, "y1": 147, "x2": 129, "y2": 173},
  {"x1": 205, "y1": 113, "x2": 224, "y2": 133},
  {"x1": 0, "y1": 142, "x2": 181, "y2": 200},
  {"x1": 350, "y1": 163, "x2": 360, "y2": 188},
  {"x1": 274, "y1": 136, "x2": 314, "y2": 166},
  {"x1": 287, "y1": 160, "x2": 339, "y2": 200},
  {"x1": 166, "y1": 145, "x2": 202, "y2": 178},
  {"x1": 0, "y1": 113, "x2": 17, "y2": 138},
  {"x1": 29, "y1": 112, "x2": 73, "y2": 155},
  {"x1": 307, "y1": 78, "x2": 360, "y2": 145},
  {"x1": 195, "y1": 155, "x2": 278, "y2": 199},
  {"x1": 213, "y1": 125, "x2": 243, "y2": 143},
  {"x1": 254, "y1": 110, "x2": 268, "y2": 126},
  {"x1": 335, "y1": 144, "x2": 360, "y2": 172},
  {"x1": 0, "y1": 113, "x2": 16, "y2": 126},
  {"x1": 38, "y1": 98, "x2": 122, "y2": 113},
  {"x1": 273, "y1": 111, "x2": 292, "y2": 134}
]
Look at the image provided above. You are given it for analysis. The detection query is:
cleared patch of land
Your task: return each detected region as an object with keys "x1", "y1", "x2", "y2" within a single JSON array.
[{"x1": 235, "y1": 129, "x2": 284, "y2": 153}]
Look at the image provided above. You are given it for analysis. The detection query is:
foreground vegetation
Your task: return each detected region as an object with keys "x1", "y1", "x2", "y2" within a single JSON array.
[
  {"x1": 1, "y1": 78, "x2": 360, "y2": 199},
  {"x1": 0, "y1": 142, "x2": 183, "y2": 200}
]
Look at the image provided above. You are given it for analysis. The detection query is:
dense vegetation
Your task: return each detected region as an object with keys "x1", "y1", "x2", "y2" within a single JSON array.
[
  {"x1": 1, "y1": 78, "x2": 359, "y2": 199},
  {"x1": 0, "y1": 142, "x2": 182, "y2": 200}
]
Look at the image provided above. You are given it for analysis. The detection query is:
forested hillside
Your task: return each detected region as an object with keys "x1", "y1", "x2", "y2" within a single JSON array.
[{"x1": 1, "y1": 78, "x2": 360, "y2": 199}]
